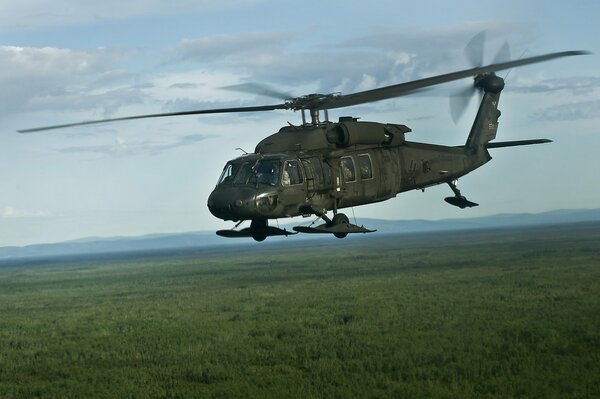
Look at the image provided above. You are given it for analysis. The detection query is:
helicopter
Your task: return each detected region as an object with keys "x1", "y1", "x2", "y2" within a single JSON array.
[{"x1": 19, "y1": 34, "x2": 588, "y2": 241}]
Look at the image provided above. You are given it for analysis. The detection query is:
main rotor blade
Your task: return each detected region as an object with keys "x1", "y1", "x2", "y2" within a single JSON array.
[
  {"x1": 318, "y1": 50, "x2": 589, "y2": 110},
  {"x1": 18, "y1": 103, "x2": 288, "y2": 133},
  {"x1": 221, "y1": 82, "x2": 293, "y2": 101}
]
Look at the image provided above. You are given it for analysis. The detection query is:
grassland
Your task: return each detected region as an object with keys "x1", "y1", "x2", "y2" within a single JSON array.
[{"x1": 0, "y1": 223, "x2": 599, "y2": 398}]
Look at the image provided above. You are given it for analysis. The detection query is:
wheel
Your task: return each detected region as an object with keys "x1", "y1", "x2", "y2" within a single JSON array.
[
  {"x1": 332, "y1": 213, "x2": 349, "y2": 239},
  {"x1": 251, "y1": 219, "x2": 268, "y2": 242}
]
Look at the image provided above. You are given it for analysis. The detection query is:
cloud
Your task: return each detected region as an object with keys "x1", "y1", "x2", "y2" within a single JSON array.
[
  {"x1": 28, "y1": 87, "x2": 147, "y2": 116},
  {"x1": 169, "y1": 83, "x2": 204, "y2": 89},
  {"x1": 58, "y1": 133, "x2": 215, "y2": 156},
  {"x1": 2, "y1": 206, "x2": 51, "y2": 219},
  {"x1": 0, "y1": 45, "x2": 138, "y2": 116},
  {"x1": 167, "y1": 32, "x2": 293, "y2": 65},
  {"x1": 535, "y1": 100, "x2": 600, "y2": 121},
  {"x1": 0, "y1": 45, "x2": 130, "y2": 78},
  {"x1": 162, "y1": 23, "x2": 536, "y2": 100},
  {"x1": 5, "y1": 23, "x2": 574, "y2": 136},
  {"x1": 166, "y1": 34, "x2": 398, "y2": 96},
  {"x1": 0, "y1": 0, "x2": 268, "y2": 30},
  {"x1": 510, "y1": 76, "x2": 600, "y2": 95}
]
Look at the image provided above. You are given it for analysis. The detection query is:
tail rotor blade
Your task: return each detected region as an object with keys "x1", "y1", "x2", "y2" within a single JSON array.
[
  {"x1": 451, "y1": 31, "x2": 487, "y2": 123},
  {"x1": 465, "y1": 31, "x2": 486, "y2": 67},
  {"x1": 493, "y1": 40, "x2": 511, "y2": 65},
  {"x1": 450, "y1": 85, "x2": 476, "y2": 123}
]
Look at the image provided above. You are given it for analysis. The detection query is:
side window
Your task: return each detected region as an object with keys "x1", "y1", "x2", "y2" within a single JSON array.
[
  {"x1": 283, "y1": 160, "x2": 304, "y2": 186},
  {"x1": 309, "y1": 157, "x2": 322, "y2": 186},
  {"x1": 340, "y1": 156, "x2": 356, "y2": 182},
  {"x1": 358, "y1": 154, "x2": 373, "y2": 180}
]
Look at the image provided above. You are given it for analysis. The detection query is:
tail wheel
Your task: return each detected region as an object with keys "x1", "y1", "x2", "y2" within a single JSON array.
[{"x1": 332, "y1": 213, "x2": 349, "y2": 239}]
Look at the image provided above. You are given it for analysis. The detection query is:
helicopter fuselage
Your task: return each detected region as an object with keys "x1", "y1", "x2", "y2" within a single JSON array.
[{"x1": 207, "y1": 118, "x2": 491, "y2": 223}]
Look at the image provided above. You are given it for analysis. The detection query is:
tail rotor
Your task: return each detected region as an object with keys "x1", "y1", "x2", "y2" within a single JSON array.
[{"x1": 450, "y1": 32, "x2": 511, "y2": 123}]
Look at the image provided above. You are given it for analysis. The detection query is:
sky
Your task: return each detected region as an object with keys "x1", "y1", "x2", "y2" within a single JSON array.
[{"x1": 0, "y1": 0, "x2": 598, "y2": 246}]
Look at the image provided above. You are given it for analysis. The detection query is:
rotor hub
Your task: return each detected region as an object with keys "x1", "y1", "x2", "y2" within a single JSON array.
[{"x1": 474, "y1": 73, "x2": 505, "y2": 93}]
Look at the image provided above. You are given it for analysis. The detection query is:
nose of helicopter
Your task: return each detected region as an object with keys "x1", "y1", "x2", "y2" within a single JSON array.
[{"x1": 207, "y1": 187, "x2": 257, "y2": 221}]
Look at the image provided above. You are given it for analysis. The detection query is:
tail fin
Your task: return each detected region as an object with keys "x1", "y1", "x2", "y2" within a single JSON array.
[{"x1": 465, "y1": 73, "x2": 504, "y2": 155}]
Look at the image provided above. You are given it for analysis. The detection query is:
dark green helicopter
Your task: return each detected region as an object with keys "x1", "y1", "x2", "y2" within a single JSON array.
[{"x1": 19, "y1": 34, "x2": 588, "y2": 241}]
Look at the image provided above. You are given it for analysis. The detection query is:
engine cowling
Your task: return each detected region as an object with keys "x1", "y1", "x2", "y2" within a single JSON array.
[{"x1": 326, "y1": 121, "x2": 389, "y2": 147}]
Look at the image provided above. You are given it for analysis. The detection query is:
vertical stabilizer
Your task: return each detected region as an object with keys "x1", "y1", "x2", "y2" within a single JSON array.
[{"x1": 465, "y1": 73, "x2": 504, "y2": 155}]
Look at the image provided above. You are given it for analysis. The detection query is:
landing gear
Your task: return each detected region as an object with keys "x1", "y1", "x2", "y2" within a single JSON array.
[
  {"x1": 292, "y1": 209, "x2": 375, "y2": 237},
  {"x1": 444, "y1": 180, "x2": 479, "y2": 209},
  {"x1": 217, "y1": 210, "x2": 375, "y2": 241},
  {"x1": 331, "y1": 213, "x2": 349, "y2": 239},
  {"x1": 250, "y1": 219, "x2": 267, "y2": 242}
]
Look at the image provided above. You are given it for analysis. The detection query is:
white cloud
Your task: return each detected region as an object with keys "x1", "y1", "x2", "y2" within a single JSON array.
[
  {"x1": 535, "y1": 100, "x2": 600, "y2": 121},
  {"x1": 0, "y1": 45, "x2": 129, "y2": 77},
  {"x1": 2, "y1": 206, "x2": 51, "y2": 219},
  {"x1": 167, "y1": 32, "x2": 292, "y2": 65},
  {"x1": 511, "y1": 76, "x2": 600, "y2": 95},
  {"x1": 0, "y1": 0, "x2": 268, "y2": 30},
  {"x1": 58, "y1": 133, "x2": 214, "y2": 157},
  {"x1": 159, "y1": 23, "x2": 537, "y2": 100},
  {"x1": 355, "y1": 74, "x2": 377, "y2": 92},
  {"x1": 0, "y1": 45, "x2": 136, "y2": 116}
]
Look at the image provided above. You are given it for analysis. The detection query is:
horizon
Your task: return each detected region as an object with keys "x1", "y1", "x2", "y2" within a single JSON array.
[{"x1": 2, "y1": 207, "x2": 598, "y2": 250}]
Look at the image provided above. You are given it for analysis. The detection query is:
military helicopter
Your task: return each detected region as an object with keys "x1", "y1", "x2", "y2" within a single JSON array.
[{"x1": 19, "y1": 34, "x2": 588, "y2": 241}]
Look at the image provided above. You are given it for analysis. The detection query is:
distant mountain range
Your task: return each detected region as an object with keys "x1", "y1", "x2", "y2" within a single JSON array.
[{"x1": 1, "y1": 209, "x2": 599, "y2": 260}]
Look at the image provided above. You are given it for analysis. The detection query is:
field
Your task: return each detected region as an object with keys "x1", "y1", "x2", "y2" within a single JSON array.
[{"x1": 0, "y1": 223, "x2": 599, "y2": 398}]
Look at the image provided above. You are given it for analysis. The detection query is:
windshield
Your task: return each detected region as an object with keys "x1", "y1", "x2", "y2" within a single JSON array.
[
  {"x1": 255, "y1": 159, "x2": 280, "y2": 186},
  {"x1": 217, "y1": 159, "x2": 281, "y2": 187}
]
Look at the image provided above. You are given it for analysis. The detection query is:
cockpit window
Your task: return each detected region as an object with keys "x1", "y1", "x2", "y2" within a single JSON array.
[
  {"x1": 217, "y1": 158, "x2": 283, "y2": 187},
  {"x1": 217, "y1": 163, "x2": 240, "y2": 186},
  {"x1": 255, "y1": 159, "x2": 280, "y2": 186},
  {"x1": 233, "y1": 162, "x2": 254, "y2": 184}
]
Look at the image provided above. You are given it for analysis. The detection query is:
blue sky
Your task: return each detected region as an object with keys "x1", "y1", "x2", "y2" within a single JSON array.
[{"x1": 0, "y1": 0, "x2": 598, "y2": 246}]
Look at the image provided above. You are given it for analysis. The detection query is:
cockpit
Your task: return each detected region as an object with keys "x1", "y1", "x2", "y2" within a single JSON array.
[{"x1": 216, "y1": 156, "x2": 304, "y2": 188}]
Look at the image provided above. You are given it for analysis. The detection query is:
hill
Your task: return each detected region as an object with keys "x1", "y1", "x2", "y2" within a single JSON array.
[{"x1": 1, "y1": 208, "x2": 598, "y2": 260}]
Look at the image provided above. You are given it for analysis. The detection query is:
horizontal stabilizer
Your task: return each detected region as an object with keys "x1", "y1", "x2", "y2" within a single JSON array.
[
  {"x1": 444, "y1": 196, "x2": 479, "y2": 209},
  {"x1": 486, "y1": 139, "x2": 552, "y2": 149}
]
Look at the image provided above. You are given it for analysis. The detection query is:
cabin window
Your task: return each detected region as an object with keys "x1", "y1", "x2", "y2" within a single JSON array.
[
  {"x1": 358, "y1": 154, "x2": 373, "y2": 180},
  {"x1": 340, "y1": 156, "x2": 356, "y2": 182},
  {"x1": 283, "y1": 160, "x2": 304, "y2": 186},
  {"x1": 304, "y1": 157, "x2": 326, "y2": 187}
]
